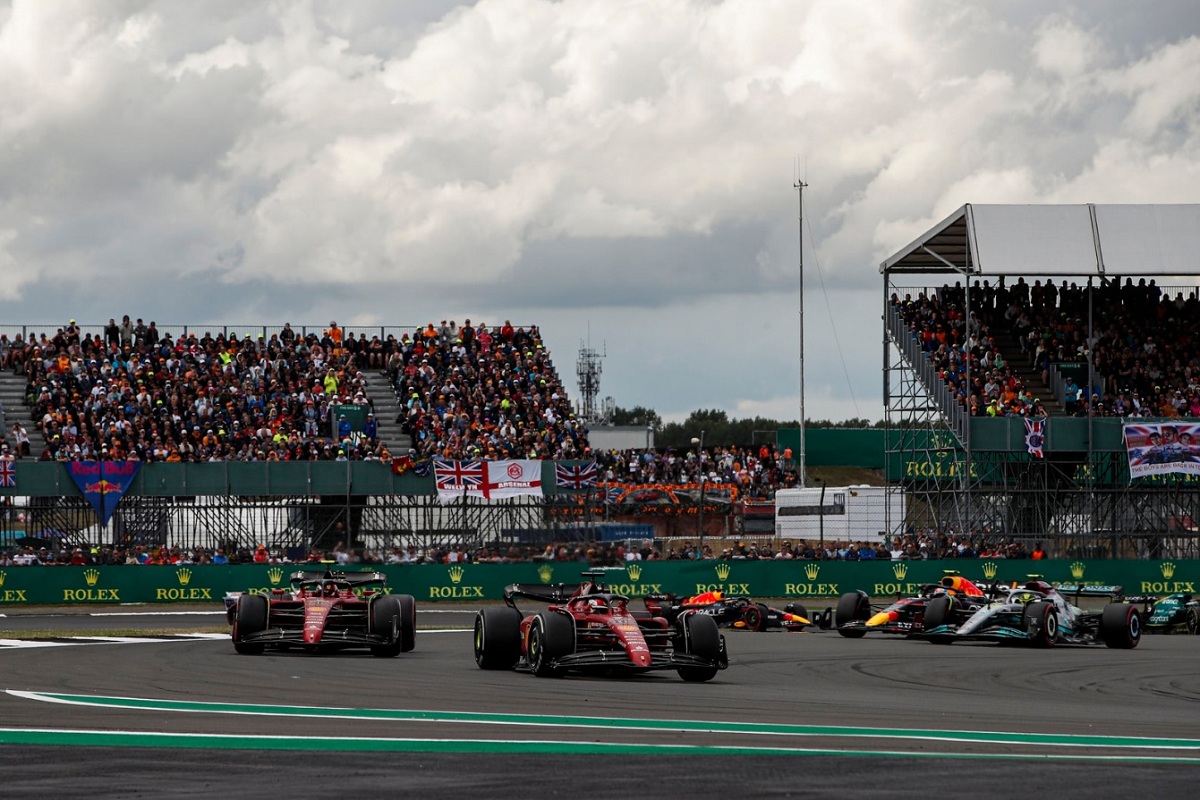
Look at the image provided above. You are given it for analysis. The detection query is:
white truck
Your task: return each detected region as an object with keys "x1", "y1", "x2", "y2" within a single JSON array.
[{"x1": 774, "y1": 485, "x2": 905, "y2": 543}]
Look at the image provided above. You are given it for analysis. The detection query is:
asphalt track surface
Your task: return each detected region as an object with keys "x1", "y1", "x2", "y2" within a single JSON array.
[{"x1": 1, "y1": 604, "x2": 1199, "y2": 798}]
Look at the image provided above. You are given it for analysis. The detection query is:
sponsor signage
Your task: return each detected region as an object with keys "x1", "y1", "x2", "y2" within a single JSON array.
[{"x1": 0, "y1": 560, "x2": 1194, "y2": 605}]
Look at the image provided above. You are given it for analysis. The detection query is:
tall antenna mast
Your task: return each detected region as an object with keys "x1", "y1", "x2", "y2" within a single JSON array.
[{"x1": 794, "y1": 176, "x2": 807, "y2": 488}]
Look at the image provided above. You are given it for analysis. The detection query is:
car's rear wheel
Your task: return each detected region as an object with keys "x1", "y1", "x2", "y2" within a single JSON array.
[
  {"x1": 528, "y1": 612, "x2": 573, "y2": 677},
  {"x1": 923, "y1": 595, "x2": 955, "y2": 644},
  {"x1": 835, "y1": 592, "x2": 870, "y2": 638},
  {"x1": 1100, "y1": 603, "x2": 1142, "y2": 649},
  {"x1": 1024, "y1": 601, "x2": 1058, "y2": 647},
  {"x1": 677, "y1": 612, "x2": 721, "y2": 683},
  {"x1": 474, "y1": 606, "x2": 523, "y2": 669},
  {"x1": 233, "y1": 594, "x2": 268, "y2": 655},
  {"x1": 369, "y1": 595, "x2": 409, "y2": 657},
  {"x1": 1185, "y1": 607, "x2": 1199, "y2": 635}
]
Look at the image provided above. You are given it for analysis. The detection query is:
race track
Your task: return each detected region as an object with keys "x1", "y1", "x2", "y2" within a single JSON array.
[{"x1": 1, "y1": 605, "x2": 1198, "y2": 798}]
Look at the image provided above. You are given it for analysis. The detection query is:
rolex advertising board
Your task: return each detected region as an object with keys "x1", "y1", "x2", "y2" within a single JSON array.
[{"x1": 0, "y1": 560, "x2": 1193, "y2": 605}]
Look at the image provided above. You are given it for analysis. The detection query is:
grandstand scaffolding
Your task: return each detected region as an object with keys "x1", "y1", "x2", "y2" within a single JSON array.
[{"x1": 881, "y1": 203, "x2": 1200, "y2": 558}]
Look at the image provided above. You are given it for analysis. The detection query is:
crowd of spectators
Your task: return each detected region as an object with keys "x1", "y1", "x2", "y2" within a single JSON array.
[
  {"x1": 2, "y1": 526, "x2": 1035, "y2": 568},
  {"x1": 1, "y1": 316, "x2": 397, "y2": 463},
  {"x1": 592, "y1": 443, "x2": 799, "y2": 500},
  {"x1": 387, "y1": 318, "x2": 589, "y2": 460},
  {"x1": 893, "y1": 277, "x2": 1200, "y2": 419}
]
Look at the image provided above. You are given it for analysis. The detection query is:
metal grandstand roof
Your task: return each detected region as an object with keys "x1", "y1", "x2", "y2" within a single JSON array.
[{"x1": 880, "y1": 203, "x2": 1200, "y2": 277}]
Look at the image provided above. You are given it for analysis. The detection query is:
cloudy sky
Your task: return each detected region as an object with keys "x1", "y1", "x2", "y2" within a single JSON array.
[{"x1": 2, "y1": 1, "x2": 1198, "y2": 425}]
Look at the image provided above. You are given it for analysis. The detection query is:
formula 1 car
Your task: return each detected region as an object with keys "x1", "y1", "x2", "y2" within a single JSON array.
[
  {"x1": 643, "y1": 591, "x2": 811, "y2": 632},
  {"x1": 921, "y1": 578, "x2": 1141, "y2": 648},
  {"x1": 473, "y1": 571, "x2": 729, "y2": 681},
  {"x1": 1126, "y1": 593, "x2": 1199, "y2": 634},
  {"x1": 833, "y1": 573, "x2": 989, "y2": 638},
  {"x1": 228, "y1": 569, "x2": 416, "y2": 657}
]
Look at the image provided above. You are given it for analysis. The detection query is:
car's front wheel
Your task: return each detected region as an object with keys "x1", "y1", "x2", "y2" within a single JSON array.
[
  {"x1": 528, "y1": 612, "x2": 573, "y2": 677},
  {"x1": 835, "y1": 592, "x2": 870, "y2": 638},
  {"x1": 369, "y1": 595, "x2": 411, "y2": 657},
  {"x1": 1024, "y1": 601, "x2": 1058, "y2": 647},
  {"x1": 923, "y1": 595, "x2": 956, "y2": 644},
  {"x1": 676, "y1": 612, "x2": 721, "y2": 683},
  {"x1": 1100, "y1": 603, "x2": 1141, "y2": 649},
  {"x1": 233, "y1": 594, "x2": 268, "y2": 655}
]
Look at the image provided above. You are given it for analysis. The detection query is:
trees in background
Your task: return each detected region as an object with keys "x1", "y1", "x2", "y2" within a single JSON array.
[{"x1": 609, "y1": 407, "x2": 883, "y2": 449}]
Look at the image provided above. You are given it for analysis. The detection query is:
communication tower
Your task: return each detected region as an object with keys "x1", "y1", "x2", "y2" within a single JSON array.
[{"x1": 575, "y1": 341, "x2": 606, "y2": 423}]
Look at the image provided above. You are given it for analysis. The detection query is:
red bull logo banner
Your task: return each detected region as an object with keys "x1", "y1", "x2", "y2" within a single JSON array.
[
  {"x1": 66, "y1": 461, "x2": 142, "y2": 526},
  {"x1": 1124, "y1": 423, "x2": 1200, "y2": 479}
]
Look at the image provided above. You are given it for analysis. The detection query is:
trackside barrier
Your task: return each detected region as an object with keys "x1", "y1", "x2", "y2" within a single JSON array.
[{"x1": 0, "y1": 560, "x2": 1194, "y2": 606}]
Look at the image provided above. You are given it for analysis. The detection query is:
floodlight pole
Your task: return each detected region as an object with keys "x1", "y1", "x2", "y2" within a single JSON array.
[{"x1": 794, "y1": 178, "x2": 808, "y2": 488}]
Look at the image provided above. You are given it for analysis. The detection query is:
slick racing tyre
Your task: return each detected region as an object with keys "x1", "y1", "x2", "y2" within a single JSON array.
[
  {"x1": 369, "y1": 595, "x2": 416, "y2": 657},
  {"x1": 1186, "y1": 607, "x2": 1199, "y2": 636},
  {"x1": 677, "y1": 612, "x2": 721, "y2": 683},
  {"x1": 1100, "y1": 603, "x2": 1142, "y2": 649},
  {"x1": 396, "y1": 594, "x2": 417, "y2": 652},
  {"x1": 528, "y1": 612, "x2": 574, "y2": 677},
  {"x1": 233, "y1": 594, "x2": 268, "y2": 655},
  {"x1": 742, "y1": 604, "x2": 766, "y2": 632},
  {"x1": 1024, "y1": 601, "x2": 1058, "y2": 647},
  {"x1": 923, "y1": 595, "x2": 955, "y2": 644},
  {"x1": 474, "y1": 606, "x2": 523, "y2": 669},
  {"x1": 835, "y1": 592, "x2": 870, "y2": 638}
]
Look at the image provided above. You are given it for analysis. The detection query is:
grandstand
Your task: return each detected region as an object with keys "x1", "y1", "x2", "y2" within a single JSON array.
[
  {"x1": 0, "y1": 319, "x2": 595, "y2": 552},
  {"x1": 882, "y1": 203, "x2": 1200, "y2": 558},
  {"x1": 0, "y1": 319, "x2": 586, "y2": 464}
]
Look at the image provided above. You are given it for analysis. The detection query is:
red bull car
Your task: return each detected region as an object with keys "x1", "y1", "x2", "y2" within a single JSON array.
[
  {"x1": 643, "y1": 591, "x2": 811, "y2": 632},
  {"x1": 228, "y1": 569, "x2": 415, "y2": 657},
  {"x1": 473, "y1": 571, "x2": 728, "y2": 681},
  {"x1": 834, "y1": 573, "x2": 989, "y2": 638}
]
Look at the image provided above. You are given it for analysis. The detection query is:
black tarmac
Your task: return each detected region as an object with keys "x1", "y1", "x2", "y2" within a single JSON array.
[{"x1": 1, "y1": 604, "x2": 1198, "y2": 798}]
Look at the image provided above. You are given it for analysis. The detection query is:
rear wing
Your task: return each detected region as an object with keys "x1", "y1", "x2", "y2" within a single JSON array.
[
  {"x1": 288, "y1": 568, "x2": 388, "y2": 589},
  {"x1": 1051, "y1": 583, "x2": 1124, "y2": 599},
  {"x1": 503, "y1": 583, "x2": 577, "y2": 605}
]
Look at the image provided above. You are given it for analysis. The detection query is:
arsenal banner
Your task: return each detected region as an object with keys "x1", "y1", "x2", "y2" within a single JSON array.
[
  {"x1": 434, "y1": 459, "x2": 543, "y2": 503},
  {"x1": 66, "y1": 460, "x2": 142, "y2": 526},
  {"x1": 1124, "y1": 423, "x2": 1200, "y2": 479}
]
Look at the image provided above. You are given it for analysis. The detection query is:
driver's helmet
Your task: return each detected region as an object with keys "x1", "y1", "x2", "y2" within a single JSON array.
[
  {"x1": 587, "y1": 598, "x2": 608, "y2": 614},
  {"x1": 323, "y1": 581, "x2": 339, "y2": 597}
]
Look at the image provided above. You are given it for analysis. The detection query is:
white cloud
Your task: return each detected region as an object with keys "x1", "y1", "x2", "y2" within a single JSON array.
[{"x1": 1, "y1": 0, "x2": 1198, "y2": 424}]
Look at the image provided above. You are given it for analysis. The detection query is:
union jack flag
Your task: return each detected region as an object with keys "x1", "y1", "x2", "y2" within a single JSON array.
[
  {"x1": 1024, "y1": 417, "x2": 1046, "y2": 459},
  {"x1": 555, "y1": 460, "x2": 597, "y2": 489},
  {"x1": 434, "y1": 459, "x2": 485, "y2": 491},
  {"x1": 600, "y1": 483, "x2": 625, "y2": 505},
  {"x1": 0, "y1": 460, "x2": 14, "y2": 488}
]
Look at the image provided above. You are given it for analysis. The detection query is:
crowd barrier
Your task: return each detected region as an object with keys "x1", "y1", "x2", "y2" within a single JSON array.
[{"x1": 0, "y1": 559, "x2": 1193, "y2": 606}]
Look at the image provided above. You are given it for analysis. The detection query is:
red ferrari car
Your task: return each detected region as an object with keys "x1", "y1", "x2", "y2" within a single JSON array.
[
  {"x1": 228, "y1": 569, "x2": 415, "y2": 657},
  {"x1": 473, "y1": 571, "x2": 728, "y2": 681}
]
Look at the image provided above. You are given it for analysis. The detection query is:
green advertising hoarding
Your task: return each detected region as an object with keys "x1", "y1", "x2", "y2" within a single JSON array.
[{"x1": 0, "y1": 560, "x2": 1193, "y2": 606}]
